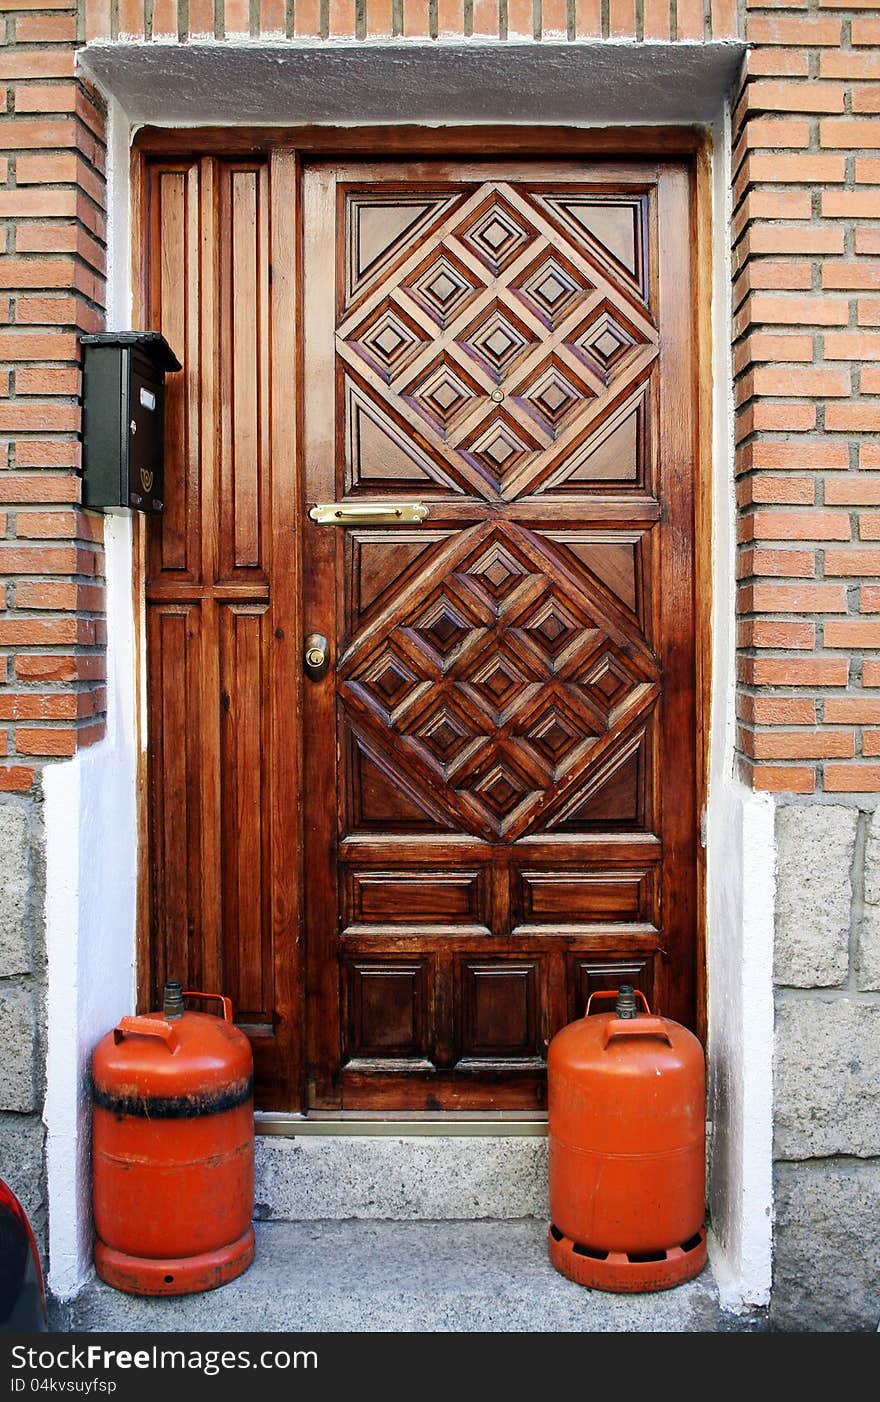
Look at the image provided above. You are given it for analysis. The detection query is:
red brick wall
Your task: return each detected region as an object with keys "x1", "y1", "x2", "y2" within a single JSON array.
[
  {"x1": 3, "y1": 0, "x2": 880, "y2": 799},
  {"x1": 734, "y1": 0, "x2": 880, "y2": 795},
  {"x1": 1, "y1": 1, "x2": 106, "y2": 794}
]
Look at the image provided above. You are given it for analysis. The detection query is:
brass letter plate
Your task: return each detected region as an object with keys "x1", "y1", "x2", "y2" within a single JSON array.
[{"x1": 308, "y1": 502, "x2": 429, "y2": 526}]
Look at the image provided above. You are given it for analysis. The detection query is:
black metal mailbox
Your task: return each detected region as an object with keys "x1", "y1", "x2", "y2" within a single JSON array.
[{"x1": 80, "y1": 332, "x2": 182, "y2": 515}]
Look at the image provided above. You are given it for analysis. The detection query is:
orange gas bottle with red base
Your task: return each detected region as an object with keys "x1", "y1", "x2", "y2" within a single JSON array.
[
  {"x1": 547, "y1": 985, "x2": 707, "y2": 1293},
  {"x1": 91, "y1": 983, "x2": 255, "y2": 1297}
]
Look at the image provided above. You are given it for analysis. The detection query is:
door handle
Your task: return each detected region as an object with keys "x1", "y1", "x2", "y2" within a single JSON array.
[
  {"x1": 308, "y1": 502, "x2": 429, "y2": 526},
  {"x1": 304, "y1": 633, "x2": 330, "y2": 681}
]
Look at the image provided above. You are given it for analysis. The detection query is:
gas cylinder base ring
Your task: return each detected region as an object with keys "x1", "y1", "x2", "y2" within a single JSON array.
[
  {"x1": 548, "y1": 1223, "x2": 707, "y2": 1294},
  {"x1": 95, "y1": 1225, "x2": 255, "y2": 1297}
]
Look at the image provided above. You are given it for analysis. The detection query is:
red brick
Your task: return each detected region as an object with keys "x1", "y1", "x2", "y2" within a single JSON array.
[
  {"x1": 751, "y1": 765, "x2": 816, "y2": 794},
  {"x1": 737, "y1": 155, "x2": 846, "y2": 194},
  {"x1": 742, "y1": 510, "x2": 852, "y2": 541},
  {"x1": 365, "y1": 0, "x2": 392, "y2": 32},
  {"x1": 734, "y1": 334, "x2": 814, "y2": 374},
  {"x1": 862, "y1": 731, "x2": 880, "y2": 755},
  {"x1": 825, "y1": 764, "x2": 880, "y2": 792},
  {"x1": 824, "y1": 331, "x2": 880, "y2": 359},
  {"x1": 823, "y1": 261, "x2": 880, "y2": 291},
  {"x1": 0, "y1": 694, "x2": 79, "y2": 722},
  {"x1": 821, "y1": 119, "x2": 880, "y2": 149},
  {"x1": 825, "y1": 697, "x2": 880, "y2": 722},
  {"x1": 862, "y1": 444, "x2": 880, "y2": 469},
  {"x1": 746, "y1": 49, "x2": 810, "y2": 77},
  {"x1": 865, "y1": 659, "x2": 880, "y2": 685},
  {"x1": 742, "y1": 295, "x2": 850, "y2": 327},
  {"x1": 740, "y1": 620, "x2": 815, "y2": 649},
  {"x1": 859, "y1": 301, "x2": 880, "y2": 327},
  {"x1": 750, "y1": 367, "x2": 851, "y2": 397},
  {"x1": 739, "y1": 696, "x2": 817, "y2": 725},
  {"x1": 825, "y1": 620, "x2": 880, "y2": 647},
  {"x1": 853, "y1": 87, "x2": 880, "y2": 114},
  {"x1": 14, "y1": 13, "x2": 77, "y2": 40},
  {"x1": 14, "y1": 728, "x2": 77, "y2": 758},
  {"x1": 746, "y1": 16, "x2": 842, "y2": 44},
  {"x1": 737, "y1": 550, "x2": 817, "y2": 579},
  {"x1": 0, "y1": 767, "x2": 36, "y2": 793},
  {"x1": 737, "y1": 476, "x2": 816, "y2": 505},
  {"x1": 747, "y1": 731, "x2": 855, "y2": 760},
  {"x1": 823, "y1": 190, "x2": 880, "y2": 217},
  {"x1": 856, "y1": 228, "x2": 880, "y2": 254},
  {"x1": 746, "y1": 81, "x2": 846, "y2": 114},
  {"x1": 826, "y1": 548, "x2": 880, "y2": 574},
  {"x1": 821, "y1": 50, "x2": 880, "y2": 79},
  {"x1": 827, "y1": 478, "x2": 880, "y2": 504},
  {"x1": 736, "y1": 402, "x2": 818, "y2": 435},
  {"x1": 743, "y1": 584, "x2": 848, "y2": 611},
  {"x1": 735, "y1": 263, "x2": 814, "y2": 300},
  {"x1": 853, "y1": 17, "x2": 880, "y2": 42},
  {"x1": 860, "y1": 512, "x2": 880, "y2": 539},
  {"x1": 14, "y1": 367, "x2": 80, "y2": 396},
  {"x1": 739, "y1": 226, "x2": 844, "y2": 256},
  {"x1": 402, "y1": 0, "x2": 431, "y2": 33},
  {"x1": 740, "y1": 656, "x2": 850, "y2": 685},
  {"x1": 826, "y1": 404, "x2": 880, "y2": 432},
  {"x1": 742, "y1": 441, "x2": 850, "y2": 471}
]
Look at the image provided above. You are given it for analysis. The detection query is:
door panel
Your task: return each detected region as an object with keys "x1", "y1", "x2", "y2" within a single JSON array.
[
  {"x1": 144, "y1": 155, "x2": 301, "y2": 1108},
  {"x1": 303, "y1": 160, "x2": 696, "y2": 1111}
]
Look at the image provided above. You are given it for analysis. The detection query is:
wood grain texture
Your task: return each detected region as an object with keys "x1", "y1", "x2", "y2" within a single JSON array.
[
  {"x1": 143, "y1": 153, "x2": 299, "y2": 1105},
  {"x1": 302, "y1": 159, "x2": 698, "y2": 1111}
]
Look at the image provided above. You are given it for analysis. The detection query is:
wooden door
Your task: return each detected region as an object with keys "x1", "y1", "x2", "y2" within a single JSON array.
[{"x1": 302, "y1": 160, "x2": 697, "y2": 1112}]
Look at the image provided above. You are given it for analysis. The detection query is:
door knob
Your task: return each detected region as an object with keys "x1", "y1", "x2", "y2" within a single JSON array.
[{"x1": 304, "y1": 633, "x2": 329, "y2": 680}]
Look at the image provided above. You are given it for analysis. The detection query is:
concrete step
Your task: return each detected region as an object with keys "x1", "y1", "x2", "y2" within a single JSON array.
[
  {"x1": 60, "y1": 1220, "x2": 762, "y2": 1333},
  {"x1": 253, "y1": 1131, "x2": 548, "y2": 1221}
]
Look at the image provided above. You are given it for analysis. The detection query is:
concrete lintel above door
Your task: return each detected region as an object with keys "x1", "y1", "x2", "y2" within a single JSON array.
[{"x1": 79, "y1": 40, "x2": 744, "y2": 129}]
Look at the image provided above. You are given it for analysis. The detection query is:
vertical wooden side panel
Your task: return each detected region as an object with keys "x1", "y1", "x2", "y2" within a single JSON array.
[
  {"x1": 220, "y1": 604, "x2": 269, "y2": 1017},
  {"x1": 198, "y1": 158, "x2": 225, "y2": 998},
  {"x1": 149, "y1": 606, "x2": 204, "y2": 993},
  {"x1": 218, "y1": 165, "x2": 267, "y2": 581},
  {"x1": 147, "y1": 163, "x2": 201, "y2": 584},
  {"x1": 267, "y1": 148, "x2": 303, "y2": 1108},
  {"x1": 657, "y1": 163, "x2": 698, "y2": 1029}
]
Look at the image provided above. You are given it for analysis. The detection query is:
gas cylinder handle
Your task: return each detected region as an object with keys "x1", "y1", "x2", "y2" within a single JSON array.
[
  {"x1": 113, "y1": 1016, "x2": 178, "y2": 1051},
  {"x1": 183, "y1": 990, "x2": 234, "y2": 1023},
  {"x1": 602, "y1": 1017, "x2": 672, "y2": 1049},
  {"x1": 585, "y1": 988, "x2": 652, "y2": 1017}
]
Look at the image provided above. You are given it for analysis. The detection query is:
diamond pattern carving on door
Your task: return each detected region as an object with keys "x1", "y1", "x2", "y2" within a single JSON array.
[
  {"x1": 338, "y1": 181, "x2": 658, "y2": 501},
  {"x1": 303, "y1": 161, "x2": 697, "y2": 1112},
  {"x1": 340, "y1": 521, "x2": 658, "y2": 841}
]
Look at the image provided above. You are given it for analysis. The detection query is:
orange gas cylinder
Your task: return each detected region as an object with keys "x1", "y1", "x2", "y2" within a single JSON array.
[
  {"x1": 547, "y1": 985, "x2": 706, "y2": 1293},
  {"x1": 91, "y1": 983, "x2": 255, "y2": 1297}
]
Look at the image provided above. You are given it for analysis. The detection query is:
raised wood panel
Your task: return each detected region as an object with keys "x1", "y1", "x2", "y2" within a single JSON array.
[
  {"x1": 147, "y1": 163, "x2": 201, "y2": 583},
  {"x1": 517, "y1": 868, "x2": 652, "y2": 924},
  {"x1": 344, "y1": 960, "x2": 430, "y2": 1059},
  {"x1": 346, "y1": 870, "x2": 486, "y2": 926},
  {"x1": 459, "y1": 961, "x2": 541, "y2": 1059},
  {"x1": 570, "y1": 955, "x2": 656, "y2": 1021},
  {"x1": 147, "y1": 605, "x2": 204, "y2": 992},
  {"x1": 219, "y1": 604, "x2": 271, "y2": 1019},
  {"x1": 218, "y1": 164, "x2": 271, "y2": 583}
]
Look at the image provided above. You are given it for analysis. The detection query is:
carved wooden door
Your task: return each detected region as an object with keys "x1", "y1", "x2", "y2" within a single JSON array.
[{"x1": 303, "y1": 159, "x2": 696, "y2": 1111}]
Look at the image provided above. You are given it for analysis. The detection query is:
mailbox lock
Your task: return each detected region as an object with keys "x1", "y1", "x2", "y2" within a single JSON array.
[
  {"x1": 130, "y1": 420, "x2": 137, "y2": 435},
  {"x1": 304, "y1": 633, "x2": 330, "y2": 681}
]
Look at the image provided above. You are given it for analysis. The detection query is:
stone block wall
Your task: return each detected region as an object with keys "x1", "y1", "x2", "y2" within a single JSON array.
[{"x1": 773, "y1": 802, "x2": 880, "y2": 1330}]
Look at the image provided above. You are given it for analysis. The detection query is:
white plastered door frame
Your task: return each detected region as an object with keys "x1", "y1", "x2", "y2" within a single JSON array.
[{"x1": 43, "y1": 36, "x2": 773, "y2": 1310}]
